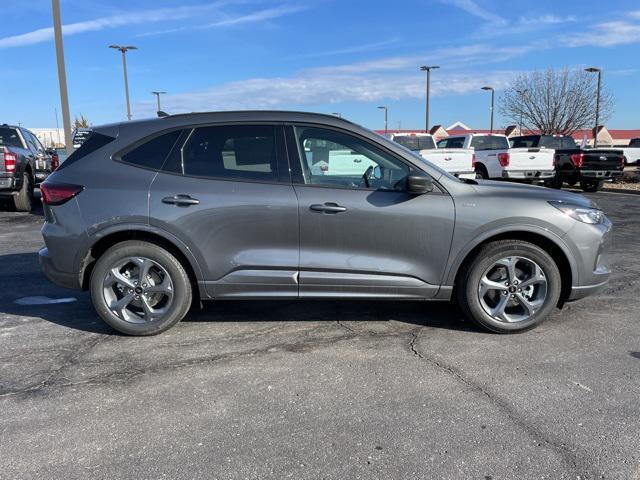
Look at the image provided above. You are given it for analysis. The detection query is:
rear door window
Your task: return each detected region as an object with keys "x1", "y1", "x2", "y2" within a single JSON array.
[{"x1": 177, "y1": 125, "x2": 278, "y2": 182}]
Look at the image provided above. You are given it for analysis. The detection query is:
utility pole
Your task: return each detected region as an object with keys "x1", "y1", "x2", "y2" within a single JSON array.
[
  {"x1": 52, "y1": 0, "x2": 74, "y2": 155},
  {"x1": 420, "y1": 65, "x2": 439, "y2": 132},
  {"x1": 585, "y1": 67, "x2": 602, "y2": 147},
  {"x1": 152, "y1": 91, "x2": 166, "y2": 112},
  {"x1": 377, "y1": 106, "x2": 388, "y2": 134},
  {"x1": 481, "y1": 86, "x2": 495, "y2": 134},
  {"x1": 110, "y1": 45, "x2": 137, "y2": 120}
]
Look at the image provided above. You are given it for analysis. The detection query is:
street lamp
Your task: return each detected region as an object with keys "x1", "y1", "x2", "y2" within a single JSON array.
[
  {"x1": 585, "y1": 67, "x2": 602, "y2": 147},
  {"x1": 152, "y1": 91, "x2": 167, "y2": 112},
  {"x1": 420, "y1": 65, "x2": 440, "y2": 132},
  {"x1": 377, "y1": 106, "x2": 388, "y2": 134},
  {"x1": 515, "y1": 88, "x2": 529, "y2": 135},
  {"x1": 51, "y1": 0, "x2": 74, "y2": 155},
  {"x1": 109, "y1": 45, "x2": 138, "y2": 121},
  {"x1": 481, "y1": 86, "x2": 495, "y2": 134}
]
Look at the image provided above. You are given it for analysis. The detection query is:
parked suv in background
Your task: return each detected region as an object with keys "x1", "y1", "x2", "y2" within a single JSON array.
[
  {"x1": 0, "y1": 124, "x2": 54, "y2": 211},
  {"x1": 40, "y1": 112, "x2": 612, "y2": 336}
]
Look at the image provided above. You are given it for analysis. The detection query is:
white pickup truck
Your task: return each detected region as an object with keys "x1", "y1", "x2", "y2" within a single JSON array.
[
  {"x1": 386, "y1": 133, "x2": 476, "y2": 179},
  {"x1": 600, "y1": 138, "x2": 640, "y2": 165},
  {"x1": 438, "y1": 133, "x2": 555, "y2": 182}
]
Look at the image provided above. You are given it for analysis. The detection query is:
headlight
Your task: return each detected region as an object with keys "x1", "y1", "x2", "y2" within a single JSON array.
[{"x1": 549, "y1": 201, "x2": 604, "y2": 224}]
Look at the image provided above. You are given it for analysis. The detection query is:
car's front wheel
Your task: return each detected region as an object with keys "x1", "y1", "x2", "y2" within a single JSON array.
[
  {"x1": 90, "y1": 240, "x2": 192, "y2": 335},
  {"x1": 457, "y1": 240, "x2": 561, "y2": 333}
]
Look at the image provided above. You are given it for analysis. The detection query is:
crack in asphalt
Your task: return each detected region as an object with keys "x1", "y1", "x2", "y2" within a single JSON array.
[{"x1": 407, "y1": 330, "x2": 600, "y2": 480}]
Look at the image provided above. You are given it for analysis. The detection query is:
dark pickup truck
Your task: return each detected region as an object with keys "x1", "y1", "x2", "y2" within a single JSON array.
[
  {"x1": 0, "y1": 124, "x2": 57, "y2": 211},
  {"x1": 510, "y1": 135, "x2": 624, "y2": 192}
]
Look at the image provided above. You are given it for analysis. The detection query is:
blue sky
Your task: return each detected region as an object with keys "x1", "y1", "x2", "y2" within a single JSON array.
[{"x1": 2, "y1": 0, "x2": 639, "y2": 130}]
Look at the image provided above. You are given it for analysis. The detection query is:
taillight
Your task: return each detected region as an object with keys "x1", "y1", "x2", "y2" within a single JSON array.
[
  {"x1": 3, "y1": 147, "x2": 17, "y2": 172},
  {"x1": 471, "y1": 153, "x2": 477, "y2": 168},
  {"x1": 51, "y1": 153, "x2": 60, "y2": 171},
  {"x1": 40, "y1": 182, "x2": 84, "y2": 205},
  {"x1": 570, "y1": 153, "x2": 584, "y2": 168},
  {"x1": 498, "y1": 153, "x2": 510, "y2": 167}
]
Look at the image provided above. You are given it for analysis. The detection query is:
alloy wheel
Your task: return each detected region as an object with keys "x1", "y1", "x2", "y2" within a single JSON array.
[{"x1": 477, "y1": 256, "x2": 547, "y2": 323}]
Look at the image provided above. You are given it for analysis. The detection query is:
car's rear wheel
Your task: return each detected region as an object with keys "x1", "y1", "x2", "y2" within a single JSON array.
[
  {"x1": 457, "y1": 240, "x2": 561, "y2": 333},
  {"x1": 13, "y1": 172, "x2": 34, "y2": 212},
  {"x1": 580, "y1": 180, "x2": 603, "y2": 192},
  {"x1": 475, "y1": 165, "x2": 488, "y2": 179},
  {"x1": 90, "y1": 240, "x2": 192, "y2": 335},
  {"x1": 544, "y1": 175, "x2": 563, "y2": 189}
]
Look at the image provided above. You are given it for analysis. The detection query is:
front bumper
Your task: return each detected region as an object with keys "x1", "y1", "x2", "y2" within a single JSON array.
[
  {"x1": 568, "y1": 279, "x2": 609, "y2": 301},
  {"x1": 39, "y1": 247, "x2": 82, "y2": 290},
  {"x1": 502, "y1": 170, "x2": 555, "y2": 179}
]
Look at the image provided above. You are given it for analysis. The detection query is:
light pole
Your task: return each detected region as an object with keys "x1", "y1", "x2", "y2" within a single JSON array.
[
  {"x1": 377, "y1": 106, "x2": 388, "y2": 134},
  {"x1": 109, "y1": 45, "x2": 137, "y2": 121},
  {"x1": 481, "y1": 86, "x2": 495, "y2": 134},
  {"x1": 52, "y1": 0, "x2": 74, "y2": 155},
  {"x1": 152, "y1": 91, "x2": 166, "y2": 112},
  {"x1": 420, "y1": 65, "x2": 439, "y2": 132},
  {"x1": 585, "y1": 67, "x2": 602, "y2": 147},
  {"x1": 515, "y1": 88, "x2": 529, "y2": 135}
]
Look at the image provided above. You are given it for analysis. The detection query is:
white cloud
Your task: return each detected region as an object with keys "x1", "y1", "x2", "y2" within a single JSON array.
[
  {"x1": 0, "y1": 4, "x2": 215, "y2": 48},
  {"x1": 135, "y1": 66, "x2": 519, "y2": 115},
  {"x1": 563, "y1": 20, "x2": 640, "y2": 47},
  {"x1": 438, "y1": 0, "x2": 507, "y2": 24},
  {"x1": 292, "y1": 38, "x2": 401, "y2": 59}
]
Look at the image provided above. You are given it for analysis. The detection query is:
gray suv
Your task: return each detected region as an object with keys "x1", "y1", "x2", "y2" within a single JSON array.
[{"x1": 39, "y1": 112, "x2": 611, "y2": 335}]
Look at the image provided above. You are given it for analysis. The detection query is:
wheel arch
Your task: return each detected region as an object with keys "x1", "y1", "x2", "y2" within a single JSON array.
[
  {"x1": 448, "y1": 228, "x2": 576, "y2": 305},
  {"x1": 79, "y1": 226, "x2": 206, "y2": 302}
]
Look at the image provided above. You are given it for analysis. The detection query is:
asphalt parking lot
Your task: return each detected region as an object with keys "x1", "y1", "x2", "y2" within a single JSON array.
[{"x1": 1, "y1": 191, "x2": 639, "y2": 480}]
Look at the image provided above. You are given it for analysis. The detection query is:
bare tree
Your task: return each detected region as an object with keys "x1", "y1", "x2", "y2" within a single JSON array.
[
  {"x1": 499, "y1": 68, "x2": 614, "y2": 135},
  {"x1": 74, "y1": 114, "x2": 90, "y2": 129}
]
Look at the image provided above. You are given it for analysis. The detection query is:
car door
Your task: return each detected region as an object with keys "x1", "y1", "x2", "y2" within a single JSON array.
[
  {"x1": 148, "y1": 124, "x2": 299, "y2": 299},
  {"x1": 286, "y1": 125, "x2": 455, "y2": 299}
]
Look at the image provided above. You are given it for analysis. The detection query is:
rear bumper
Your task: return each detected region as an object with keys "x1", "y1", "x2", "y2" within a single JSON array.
[
  {"x1": 39, "y1": 247, "x2": 82, "y2": 290},
  {"x1": 580, "y1": 170, "x2": 624, "y2": 179},
  {"x1": 0, "y1": 176, "x2": 16, "y2": 192},
  {"x1": 502, "y1": 170, "x2": 555, "y2": 179}
]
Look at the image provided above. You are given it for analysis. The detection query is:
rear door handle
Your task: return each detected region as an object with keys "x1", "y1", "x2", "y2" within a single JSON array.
[
  {"x1": 310, "y1": 203, "x2": 347, "y2": 214},
  {"x1": 162, "y1": 194, "x2": 200, "y2": 207}
]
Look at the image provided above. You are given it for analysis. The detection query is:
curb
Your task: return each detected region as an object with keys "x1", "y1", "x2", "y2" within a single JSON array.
[{"x1": 601, "y1": 187, "x2": 640, "y2": 195}]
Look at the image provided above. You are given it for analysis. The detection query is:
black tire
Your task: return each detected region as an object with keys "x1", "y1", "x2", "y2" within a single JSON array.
[
  {"x1": 457, "y1": 240, "x2": 561, "y2": 333},
  {"x1": 580, "y1": 180, "x2": 603, "y2": 192},
  {"x1": 475, "y1": 165, "x2": 488, "y2": 180},
  {"x1": 544, "y1": 175, "x2": 563, "y2": 189},
  {"x1": 13, "y1": 171, "x2": 34, "y2": 212},
  {"x1": 90, "y1": 240, "x2": 192, "y2": 336}
]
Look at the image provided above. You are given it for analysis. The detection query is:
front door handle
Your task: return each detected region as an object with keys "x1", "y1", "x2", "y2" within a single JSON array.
[
  {"x1": 162, "y1": 194, "x2": 200, "y2": 207},
  {"x1": 310, "y1": 203, "x2": 347, "y2": 214}
]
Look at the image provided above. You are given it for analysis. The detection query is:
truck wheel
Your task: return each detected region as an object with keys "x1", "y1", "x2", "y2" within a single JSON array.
[
  {"x1": 544, "y1": 175, "x2": 563, "y2": 189},
  {"x1": 475, "y1": 165, "x2": 488, "y2": 179},
  {"x1": 13, "y1": 172, "x2": 34, "y2": 212},
  {"x1": 90, "y1": 240, "x2": 192, "y2": 336},
  {"x1": 580, "y1": 180, "x2": 603, "y2": 192},
  {"x1": 457, "y1": 240, "x2": 561, "y2": 333}
]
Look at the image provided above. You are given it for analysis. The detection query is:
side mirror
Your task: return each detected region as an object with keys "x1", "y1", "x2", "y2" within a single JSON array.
[{"x1": 406, "y1": 174, "x2": 434, "y2": 194}]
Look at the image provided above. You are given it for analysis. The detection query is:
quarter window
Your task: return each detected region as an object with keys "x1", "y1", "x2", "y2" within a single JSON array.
[
  {"x1": 121, "y1": 130, "x2": 183, "y2": 170},
  {"x1": 178, "y1": 125, "x2": 278, "y2": 181},
  {"x1": 295, "y1": 127, "x2": 409, "y2": 191}
]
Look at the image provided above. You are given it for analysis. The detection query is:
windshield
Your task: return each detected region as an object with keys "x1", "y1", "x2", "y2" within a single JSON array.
[
  {"x1": 393, "y1": 135, "x2": 436, "y2": 151},
  {"x1": 0, "y1": 127, "x2": 23, "y2": 148}
]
